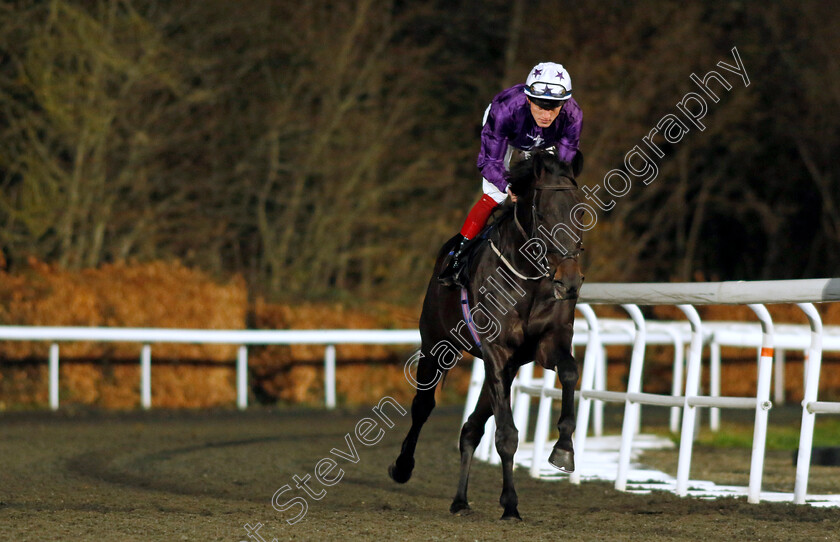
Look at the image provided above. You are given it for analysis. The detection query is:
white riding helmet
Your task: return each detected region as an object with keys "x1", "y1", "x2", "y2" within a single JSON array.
[{"x1": 523, "y1": 62, "x2": 572, "y2": 101}]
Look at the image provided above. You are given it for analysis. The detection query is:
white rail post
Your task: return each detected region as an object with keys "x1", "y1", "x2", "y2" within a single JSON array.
[
  {"x1": 513, "y1": 363, "x2": 535, "y2": 445},
  {"x1": 615, "y1": 304, "x2": 646, "y2": 492},
  {"x1": 802, "y1": 348, "x2": 809, "y2": 398},
  {"x1": 49, "y1": 343, "x2": 59, "y2": 411},
  {"x1": 324, "y1": 344, "x2": 336, "y2": 409},
  {"x1": 669, "y1": 329, "x2": 685, "y2": 433},
  {"x1": 710, "y1": 339, "x2": 721, "y2": 431},
  {"x1": 794, "y1": 303, "x2": 823, "y2": 504},
  {"x1": 141, "y1": 344, "x2": 151, "y2": 410},
  {"x1": 676, "y1": 305, "x2": 702, "y2": 497},
  {"x1": 747, "y1": 303, "x2": 774, "y2": 504},
  {"x1": 774, "y1": 348, "x2": 786, "y2": 405},
  {"x1": 570, "y1": 304, "x2": 600, "y2": 484},
  {"x1": 594, "y1": 344, "x2": 607, "y2": 437},
  {"x1": 237, "y1": 345, "x2": 248, "y2": 410}
]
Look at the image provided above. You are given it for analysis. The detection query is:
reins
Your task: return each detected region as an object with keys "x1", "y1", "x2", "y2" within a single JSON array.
[
  {"x1": 489, "y1": 237, "x2": 550, "y2": 280},
  {"x1": 490, "y1": 175, "x2": 581, "y2": 281}
]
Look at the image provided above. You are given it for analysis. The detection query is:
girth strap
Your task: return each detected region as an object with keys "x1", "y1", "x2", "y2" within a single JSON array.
[{"x1": 460, "y1": 287, "x2": 482, "y2": 349}]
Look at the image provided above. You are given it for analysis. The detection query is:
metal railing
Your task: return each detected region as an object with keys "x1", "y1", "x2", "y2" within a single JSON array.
[
  {"x1": 465, "y1": 278, "x2": 840, "y2": 506},
  {"x1": 0, "y1": 327, "x2": 420, "y2": 411},
  {"x1": 4, "y1": 278, "x2": 840, "y2": 505}
]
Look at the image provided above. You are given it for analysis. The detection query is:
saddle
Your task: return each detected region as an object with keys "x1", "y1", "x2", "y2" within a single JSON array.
[{"x1": 443, "y1": 206, "x2": 511, "y2": 287}]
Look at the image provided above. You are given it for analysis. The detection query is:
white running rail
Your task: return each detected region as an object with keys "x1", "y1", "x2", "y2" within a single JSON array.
[
  {"x1": 464, "y1": 277, "x2": 840, "y2": 506},
  {"x1": 0, "y1": 327, "x2": 421, "y2": 411},
  {"x1": 4, "y1": 278, "x2": 840, "y2": 504}
]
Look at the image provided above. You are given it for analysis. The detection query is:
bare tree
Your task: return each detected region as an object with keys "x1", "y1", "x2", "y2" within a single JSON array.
[{"x1": 0, "y1": 0, "x2": 212, "y2": 269}]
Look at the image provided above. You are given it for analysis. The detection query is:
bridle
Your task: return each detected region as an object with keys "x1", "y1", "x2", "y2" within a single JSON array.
[{"x1": 489, "y1": 174, "x2": 583, "y2": 281}]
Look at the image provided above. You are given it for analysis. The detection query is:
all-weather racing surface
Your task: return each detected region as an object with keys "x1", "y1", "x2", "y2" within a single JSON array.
[{"x1": 0, "y1": 405, "x2": 836, "y2": 541}]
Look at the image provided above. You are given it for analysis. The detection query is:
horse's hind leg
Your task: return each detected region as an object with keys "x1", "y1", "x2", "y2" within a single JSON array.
[
  {"x1": 388, "y1": 349, "x2": 440, "y2": 484},
  {"x1": 450, "y1": 382, "x2": 493, "y2": 514}
]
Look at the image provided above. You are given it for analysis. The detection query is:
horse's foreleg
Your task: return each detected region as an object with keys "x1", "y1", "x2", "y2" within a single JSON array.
[
  {"x1": 548, "y1": 349, "x2": 579, "y2": 473},
  {"x1": 450, "y1": 383, "x2": 493, "y2": 514},
  {"x1": 388, "y1": 350, "x2": 440, "y2": 484},
  {"x1": 487, "y1": 359, "x2": 521, "y2": 520}
]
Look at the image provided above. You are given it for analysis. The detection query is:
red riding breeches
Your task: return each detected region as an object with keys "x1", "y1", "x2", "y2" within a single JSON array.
[{"x1": 459, "y1": 194, "x2": 499, "y2": 239}]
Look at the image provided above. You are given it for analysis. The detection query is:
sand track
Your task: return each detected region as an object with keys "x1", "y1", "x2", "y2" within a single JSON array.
[{"x1": 0, "y1": 406, "x2": 835, "y2": 541}]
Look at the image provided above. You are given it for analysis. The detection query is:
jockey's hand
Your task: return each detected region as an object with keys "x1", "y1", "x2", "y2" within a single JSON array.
[{"x1": 506, "y1": 186, "x2": 518, "y2": 203}]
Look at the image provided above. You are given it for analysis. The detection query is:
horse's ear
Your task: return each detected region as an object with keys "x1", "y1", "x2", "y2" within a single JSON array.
[{"x1": 571, "y1": 150, "x2": 584, "y2": 178}]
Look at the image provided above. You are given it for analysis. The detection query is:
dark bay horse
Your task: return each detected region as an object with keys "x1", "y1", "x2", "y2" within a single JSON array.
[{"x1": 389, "y1": 150, "x2": 585, "y2": 520}]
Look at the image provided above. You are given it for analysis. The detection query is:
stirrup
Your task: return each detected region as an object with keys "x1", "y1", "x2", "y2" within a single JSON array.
[
  {"x1": 449, "y1": 264, "x2": 467, "y2": 288},
  {"x1": 438, "y1": 238, "x2": 467, "y2": 287},
  {"x1": 438, "y1": 255, "x2": 460, "y2": 287}
]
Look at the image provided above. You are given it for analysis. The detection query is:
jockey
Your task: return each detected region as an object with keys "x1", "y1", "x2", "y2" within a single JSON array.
[{"x1": 439, "y1": 61, "x2": 583, "y2": 287}]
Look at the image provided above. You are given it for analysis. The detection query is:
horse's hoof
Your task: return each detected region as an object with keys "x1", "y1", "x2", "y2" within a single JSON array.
[
  {"x1": 548, "y1": 447, "x2": 575, "y2": 473},
  {"x1": 500, "y1": 509, "x2": 523, "y2": 521},
  {"x1": 450, "y1": 500, "x2": 471, "y2": 515},
  {"x1": 388, "y1": 461, "x2": 412, "y2": 484}
]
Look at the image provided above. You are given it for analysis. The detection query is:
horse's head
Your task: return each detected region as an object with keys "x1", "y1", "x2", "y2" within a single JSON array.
[{"x1": 507, "y1": 150, "x2": 585, "y2": 300}]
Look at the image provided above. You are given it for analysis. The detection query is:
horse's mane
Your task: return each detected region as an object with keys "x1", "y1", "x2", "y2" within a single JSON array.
[
  {"x1": 505, "y1": 150, "x2": 566, "y2": 196},
  {"x1": 482, "y1": 150, "x2": 575, "y2": 236}
]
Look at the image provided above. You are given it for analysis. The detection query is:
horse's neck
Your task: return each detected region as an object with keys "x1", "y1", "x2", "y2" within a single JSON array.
[{"x1": 491, "y1": 199, "x2": 543, "y2": 275}]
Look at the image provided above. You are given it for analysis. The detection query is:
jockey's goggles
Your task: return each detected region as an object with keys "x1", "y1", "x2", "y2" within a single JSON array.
[{"x1": 525, "y1": 82, "x2": 571, "y2": 100}]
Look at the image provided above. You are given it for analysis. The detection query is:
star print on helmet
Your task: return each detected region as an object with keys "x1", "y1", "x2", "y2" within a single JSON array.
[{"x1": 524, "y1": 62, "x2": 572, "y2": 101}]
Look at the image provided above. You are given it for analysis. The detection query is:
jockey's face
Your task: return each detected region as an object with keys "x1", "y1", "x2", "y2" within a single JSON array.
[{"x1": 528, "y1": 98, "x2": 562, "y2": 128}]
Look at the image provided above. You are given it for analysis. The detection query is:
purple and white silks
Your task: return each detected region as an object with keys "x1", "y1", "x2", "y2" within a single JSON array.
[{"x1": 477, "y1": 84, "x2": 582, "y2": 193}]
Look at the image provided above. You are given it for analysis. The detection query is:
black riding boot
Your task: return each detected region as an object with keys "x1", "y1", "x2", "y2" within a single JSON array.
[{"x1": 438, "y1": 235, "x2": 468, "y2": 287}]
